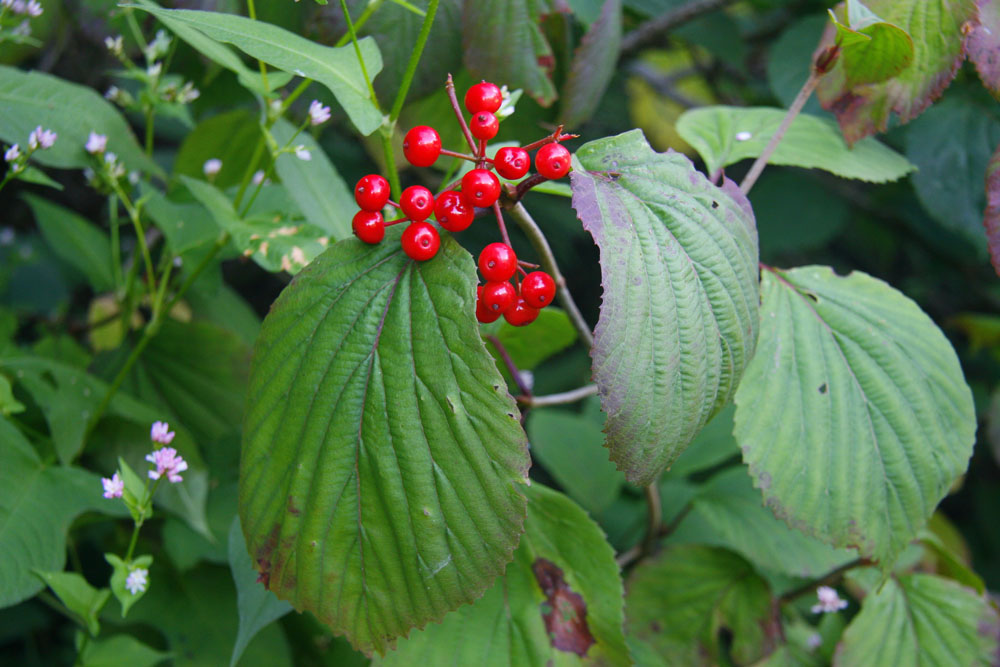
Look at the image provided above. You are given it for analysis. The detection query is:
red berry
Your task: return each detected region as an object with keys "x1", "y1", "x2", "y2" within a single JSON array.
[
  {"x1": 400, "y1": 185, "x2": 434, "y2": 221},
  {"x1": 482, "y1": 281, "x2": 516, "y2": 315},
  {"x1": 461, "y1": 169, "x2": 501, "y2": 208},
  {"x1": 478, "y1": 242, "x2": 517, "y2": 282},
  {"x1": 520, "y1": 271, "x2": 556, "y2": 308},
  {"x1": 434, "y1": 190, "x2": 474, "y2": 232},
  {"x1": 469, "y1": 111, "x2": 499, "y2": 141},
  {"x1": 354, "y1": 174, "x2": 390, "y2": 212},
  {"x1": 493, "y1": 146, "x2": 530, "y2": 180},
  {"x1": 535, "y1": 142, "x2": 571, "y2": 180},
  {"x1": 504, "y1": 297, "x2": 540, "y2": 326},
  {"x1": 476, "y1": 288, "x2": 502, "y2": 323},
  {"x1": 401, "y1": 221, "x2": 440, "y2": 261},
  {"x1": 403, "y1": 125, "x2": 441, "y2": 167},
  {"x1": 352, "y1": 210, "x2": 384, "y2": 244},
  {"x1": 465, "y1": 81, "x2": 503, "y2": 114}
]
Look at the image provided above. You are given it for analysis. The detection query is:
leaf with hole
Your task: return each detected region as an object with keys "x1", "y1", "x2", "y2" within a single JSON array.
[
  {"x1": 570, "y1": 129, "x2": 759, "y2": 486},
  {"x1": 239, "y1": 227, "x2": 530, "y2": 655}
]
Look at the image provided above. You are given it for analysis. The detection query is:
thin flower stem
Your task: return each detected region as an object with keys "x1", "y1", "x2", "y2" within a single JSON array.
[
  {"x1": 109, "y1": 195, "x2": 123, "y2": 289},
  {"x1": 246, "y1": 0, "x2": 270, "y2": 91},
  {"x1": 446, "y1": 74, "x2": 478, "y2": 153},
  {"x1": 282, "y1": 78, "x2": 313, "y2": 112},
  {"x1": 143, "y1": 107, "x2": 154, "y2": 156},
  {"x1": 389, "y1": 0, "x2": 439, "y2": 123},
  {"x1": 233, "y1": 134, "x2": 266, "y2": 210},
  {"x1": 507, "y1": 202, "x2": 594, "y2": 347},
  {"x1": 520, "y1": 384, "x2": 598, "y2": 407},
  {"x1": 123, "y1": 520, "x2": 142, "y2": 563},
  {"x1": 778, "y1": 558, "x2": 870, "y2": 604},
  {"x1": 335, "y1": 0, "x2": 385, "y2": 47},
  {"x1": 487, "y1": 335, "x2": 531, "y2": 397},
  {"x1": 124, "y1": 7, "x2": 148, "y2": 52},
  {"x1": 739, "y1": 69, "x2": 820, "y2": 195},
  {"x1": 110, "y1": 181, "x2": 157, "y2": 304}
]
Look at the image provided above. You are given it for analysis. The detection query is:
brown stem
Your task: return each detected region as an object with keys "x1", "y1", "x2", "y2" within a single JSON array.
[
  {"x1": 522, "y1": 126, "x2": 576, "y2": 152},
  {"x1": 446, "y1": 73, "x2": 477, "y2": 153},
  {"x1": 492, "y1": 201, "x2": 513, "y2": 249},
  {"x1": 439, "y1": 148, "x2": 477, "y2": 162},
  {"x1": 486, "y1": 334, "x2": 531, "y2": 397},
  {"x1": 513, "y1": 173, "x2": 549, "y2": 201},
  {"x1": 621, "y1": 0, "x2": 740, "y2": 54},
  {"x1": 641, "y1": 481, "x2": 663, "y2": 557},
  {"x1": 778, "y1": 558, "x2": 871, "y2": 604}
]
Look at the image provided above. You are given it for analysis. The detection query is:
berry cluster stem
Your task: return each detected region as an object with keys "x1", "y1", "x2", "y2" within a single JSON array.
[
  {"x1": 446, "y1": 73, "x2": 478, "y2": 154},
  {"x1": 507, "y1": 202, "x2": 594, "y2": 347}
]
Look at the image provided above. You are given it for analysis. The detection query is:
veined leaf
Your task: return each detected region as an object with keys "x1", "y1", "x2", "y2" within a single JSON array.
[
  {"x1": 239, "y1": 228, "x2": 530, "y2": 655},
  {"x1": 969, "y1": 0, "x2": 1000, "y2": 100},
  {"x1": 23, "y1": 194, "x2": 116, "y2": 292},
  {"x1": 815, "y1": 0, "x2": 978, "y2": 145},
  {"x1": 570, "y1": 130, "x2": 759, "y2": 486},
  {"x1": 734, "y1": 266, "x2": 976, "y2": 568},
  {"x1": 835, "y1": 571, "x2": 998, "y2": 664},
  {"x1": 130, "y1": 5, "x2": 384, "y2": 135},
  {"x1": 828, "y1": 0, "x2": 914, "y2": 87},
  {"x1": 0, "y1": 66, "x2": 159, "y2": 175},
  {"x1": 676, "y1": 106, "x2": 915, "y2": 183},
  {"x1": 625, "y1": 545, "x2": 779, "y2": 665},
  {"x1": 376, "y1": 483, "x2": 629, "y2": 666}
]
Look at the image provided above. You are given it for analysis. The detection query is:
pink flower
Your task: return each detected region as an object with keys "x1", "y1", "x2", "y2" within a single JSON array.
[
  {"x1": 101, "y1": 472, "x2": 123, "y2": 499},
  {"x1": 27, "y1": 126, "x2": 56, "y2": 150},
  {"x1": 150, "y1": 420, "x2": 175, "y2": 444},
  {"x1": 85, "y1": 131, "x2": 107, "y2": 155},
  {"x1": 308, "y1": 100, "x2": 331, "y2": 126},
  {"x1": 811, "y1": 586, "x2": 848, "y2": 614},
  {"x1": 145, "y1": 447, "x2": 187, "y2": 483}
]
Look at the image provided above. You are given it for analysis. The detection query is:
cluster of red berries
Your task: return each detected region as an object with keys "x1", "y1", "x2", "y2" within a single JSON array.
[{"x1": 351, "y1": 79, "x2": 573, "y2": 326}]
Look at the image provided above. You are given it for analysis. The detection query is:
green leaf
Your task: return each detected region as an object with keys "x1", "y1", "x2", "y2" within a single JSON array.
[
  {"x1": 667, "y1": 467, "x2": 858, "y2": 578},
  {"x1": 0, "y1": 374, "x2": 25, "y2": 416},
  {"x1": 130, "y1": 6, "x2": 384, "y2": 135},
  {"x1": 78, "y1": 633, "x2": 171, "y2": 667},
  {"x1": 749, "y1": 170, "x2": 851, "y2": 258},
  {"x1": 733, "y1": 266, "x2": 976, "y2": 568},
  {"x1": 228, "y1": 517, "x2": 293, "y2": 667},
  {"x1": 105, "y1": 553, "x2": 153, "y2": 618},
  {"x1": 142, "y1": 186, "x2": 222, "y2": 257},
  {"x1": 676, "y1": 106, "x2": 915, "y2": 183},
  {"x1": 488, "y1": 306, "x2": 578, "y2": 375},
  {"x1": 815, "y1": 0, "x2": 978, "y2": 144},
  {"x1": 0, "y1": 417, "x2": 124, "y2": 608},
  {"x1": 834, "y1": 572, "x2": 999, "y2": 664},
  {"x1": 23, "y1": 194, "x2": 116, "y2": 292},
  {"x1": 986, "y1": 140, "x2": 1000, "y2": 276},
  {"x1": 905, "y1": 95, "x2": 1000, "y2": 252},
  {"x1": 527, "y1": 399, "x2": 624, "y2": 515},
  {"x1": 969, "y1": 0, "x2": 1000, "y2": 100},
  {"x1": 239, "y1": 228, "x2": 530, "y2": 655},
  {"x1": 462, "y1": 0, "x2": 558, "y2": 107},
  {"x1": 0, "y1": 66, "x2": 160, "y2": 175},
  {"x1": 31, "y1": 570, "x2": 110, "y2": 636},
  {"x1": 570, "y1": 129, "x2": 759, "y2": 486},
  {"x1": 162, "y1": 482, "x2": 237, "y2": 571},
  {"x1": 271, "y1": 118, "x2": 354, "y2": 241},
  {"x1": 918, "y1": 528, "x2": 985, "y2": 594},
  {"x1": 663, "y1": 402, "x2": 738, "y2": 478},
  {"x1": 173, "y1": 110, "x2": 268, "y2": 192},
  {"x1": 828, "y1": 0, "x2": 914, "y2": 87},
  {"x1": 559, "y1": 0, "x2": 622, "y2": 129},
  {"x1": 625, "y1": 545, "x2": 779, "y2": 665},
  {"x1": 181, "y1": 175, "x2": 329, "y2": 275},
  {"x1": 18, "y1": 165, "x2": 64, "y2": 190},
  {"x1": 376, "y1": 483, "x2": 629, "y2": 665},
  {"x1": 766, "y1": 15, "x2": 831, "y2": 113}
]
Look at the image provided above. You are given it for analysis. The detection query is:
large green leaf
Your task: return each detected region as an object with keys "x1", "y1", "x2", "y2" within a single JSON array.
[
  {"x1": 828, "y1": 0, "x2": 914, "y2": 87},
  {"x1": 733, "y1": 266, "x2": 976, "y2": 568},
  {"x1": 834, "y1": 572, "x2": 999, "y2": 665},
  {"x1": 0, "y1": 66, "x2": 159, "y2": 175},
  {"x1": 173, "y1": 110, "x2": 268, "y2": 192},
  {"x1": 558, "y1": 0, "x2": 622, "y2": 129},
  {"x1": 969, "y1": 0, "x2": 1000, "y2": 100},
  {"x1": 376, "y1": 483, "x2": 629, "y2": 666},
  {"x1": 23, "y1": 194, "x2": 116, "y2": 292},
  {"x1": 570, "y1": 130, "x2": 759, "y2": 486},
  {"x1": 130, "y1": 6, "x2": 384, "y2": 135},
  {"x1": 625, "y1": 545, "x2": 779, "y2": 665},
  {"x1": 676, "y1": 106, "x2": 915, "y2": 183},
  {"x1": 815, "y1": 0, "x2": 978, "y2": 144},
  {"x1": 462, "y1": 0, "x2": 558, "y2": 107},
  {"x1": 31, "y1": 570, "x2": 110, "y2": 637},
  {"x1": 239, "y1": 228, "x2": 530, "y2": 655},
  {"x1": 0, "y1": 418, "x2": 123, "y2": 608},
  {"x1": 667, "y1": 467, "x2": 858, "y2": 578}
]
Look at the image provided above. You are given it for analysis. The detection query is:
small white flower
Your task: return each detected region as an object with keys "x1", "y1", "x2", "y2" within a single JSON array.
[
  {"x1": 806, "y1": 632, "x2": 822, "y2": 651},
  {"x1": 128, "y1": 171, "x2": 140, "y2": 185},
  {"x1": 0, "y1": 0, "x2": 13, "y2": 9},
  {"x1": 294, "y1": 145, "x2": 311, "y2": 161},
  {"x1": 269, "y1": 99, "x2": 283, "y2": 115},
  {"x1": 104, "y1": 35, "x2": 123, "y2": 55},
  {"x1": 104, "y1": 85, "x2": 119, "y2": 101},
  {"x1": 101, "y1": 472, "x2": 124, "y2": 499},
  {"x1": 177, "y1": 81, "x2": 200, "y2": 104},
  {"x1": 150, "y1": 420, "x2": 176, "y2": 444},
  {"x1": 146, "y1": 62, "x2": 162, "y2": 78},
  {"x1": 104, "y1": 151, "x2": 117, "y2": 165},
  {"x1": 203, "y1": 158, "x2": 222, "y2": 177},
  {"x1": 4, "y1": 144, "x2": 20, "y2": 162},
  {"x1": 82, "y1": 167, "x2": 96, "y2": 184},
  {"x1": 252, "y1": 170, "x2": 266, "y2": 186},
  {"x1": 172, "y1": 256, "x2": 182, "y2": 267},
  {"x1": 125, "y1": 568, "x2": 148, "y2": 595},
  {"x1": 24, "y1": 0, "x2": 41, "y2": 16},
  {"x1": 10, "y1": 0, "x2": 25, "y2": 13},
  {"x1": 28, "y1": 126, "x2": 57, "y2": 150},
  {"x1": 12, "y1": 20, "x2": 30, "y2": 37},
  {"x1": 735, "y1": 131, "x2": 753, "y2": 142},
  {"x1": 307, "y1": 99, "x2": 331, "y2": 126},
  {"x1": 0, "y1": 227, "x2": 15, "y2": 246},
  {"x1": 85, "y1": 132, "x2": 107, "y2": 155},
  {"x1": 811, "y1": 586, "x2": 848, "y2": 614},
  {"x1": 144, "y1": 29, "x2": 171, "y2": 61}
]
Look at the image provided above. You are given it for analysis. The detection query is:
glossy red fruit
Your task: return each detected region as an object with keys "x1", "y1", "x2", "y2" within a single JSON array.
[
  {"x1": 401, "y1": 221, "x2": 440, "y2": 261},
  {"x1": 504, "y1": 297, "x2": 540, "y2": 326},
  {"x1": 352, "y1": 210, "x2": 384, "y2": 244},
  {"x1": 482, "y1": 281, "x2": 516, "y2": 315},
  {"x1": 478, "y1": 242, "x2": 517, "y2": 282},
  {"x1": 493, "y1": 146, "x2": 530, "y2": 180},
  {"x1": 403, "y1": 125, "x2": 441, "y2": 167},
  {"x1": 520, "y1": 271, "x2": 556, "y2": 308},
  {"x1": 461, "y1": 169, "x2": 501, "y2": 208},
  {"x1": 535, "y1": 142, "x2": 571, "y2": 180},
  {"x1": 464, "y1": 81, "x2": 503, "y2": 114},
  {"x1": 354, "y1": 174, "x2": 390, "y2": 211},
  {"x1": 476, "y1": 287, "x2": 502, "y2": 323},
  {"x1": 434, "y1": 190, "x2": 474, "y2": 232},
  {"x1": 469, "y1": 111, "x2": 499, "y2": 141},
  {"x1": 400, "y1": 185, "x2": 435, "y2": 221}
]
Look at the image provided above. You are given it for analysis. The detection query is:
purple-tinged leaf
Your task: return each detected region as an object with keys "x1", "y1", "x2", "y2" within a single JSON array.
[
  {"x1": 558, "y1": 0, "x2": 622, "y2": 129},
  {"x1": 969, "y1": 0, "x2": 1000, "y2": 99},
  {"x1": 571, "y1": 130, "x2": 759, "y2": 486},
  {"x1": 815, "y1": 0, "x2": 979, "y2": 145},
  {"x1": 985, "y1": 141, "x2": 1000, "y2": 275}
]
